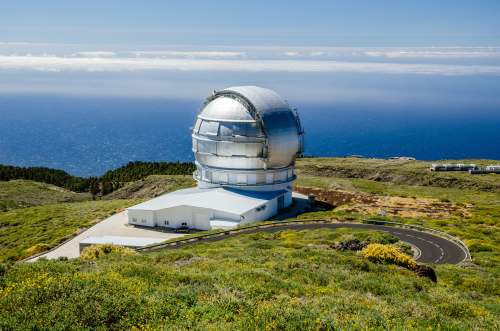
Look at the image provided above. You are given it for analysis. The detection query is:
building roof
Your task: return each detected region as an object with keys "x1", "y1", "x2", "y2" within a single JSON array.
[
  {"x1": 80, "y1": 236, "x2": 164, "y2": 247},
  {"x1": 126, "y1": 187, "x2": 288, "y2": 215}
]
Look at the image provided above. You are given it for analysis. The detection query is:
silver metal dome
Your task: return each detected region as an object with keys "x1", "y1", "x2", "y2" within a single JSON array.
[{"x1": 191, "y1": 86, "x2": 305, "y2": 189}]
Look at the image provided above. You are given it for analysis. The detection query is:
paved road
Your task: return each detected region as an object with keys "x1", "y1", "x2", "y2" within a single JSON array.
[{"x1": 145, "y1": 223, "x2": 467, "y2": 265}]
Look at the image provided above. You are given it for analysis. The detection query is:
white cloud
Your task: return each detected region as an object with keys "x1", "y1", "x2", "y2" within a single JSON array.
[
  {"x1": 72, "y1": 51, "x2": 116, "y2": 57},
  {"x1": 310, "y1": 52, "x2": 324, "y2": 56},
  {"x1": 126, "y1": 51, "x2": 245, "y2": 58},
  {"x1": 1, "y1": 55, "x2": 500, "y2": 76},
  {"x1": 365, "y1": 51, "x2": 500, "y2": 58},
  {"x1": 283, "y1": 52, "x2": 300, "y2": 56}
]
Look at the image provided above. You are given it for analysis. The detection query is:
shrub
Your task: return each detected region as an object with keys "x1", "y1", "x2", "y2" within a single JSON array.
[
  {"x1": 452, "y1": 211, "x2": 464, "y2": 217},
  {"x1": 455, "y1": 202, "x2": 465, "y2": 207},
  {"x1": 80, "y1": 243, "x2": 136, "y2": 260},
  {"x1": 280, "y1": 241, "x2": 304, "y2": 249},
  {"x1": 429, "y1": 202, "x2": 440, "y2": 206},
  {"x1": 361, "y1": 243, "x2": 417, "y2": 270},
  {"x1": 440, "y1": 198, "x2": 451, "y2": 203}
]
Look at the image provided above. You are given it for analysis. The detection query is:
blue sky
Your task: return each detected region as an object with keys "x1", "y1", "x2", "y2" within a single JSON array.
[{"x1": 1, "y1": 1, "x2": 500, "y2": 46}]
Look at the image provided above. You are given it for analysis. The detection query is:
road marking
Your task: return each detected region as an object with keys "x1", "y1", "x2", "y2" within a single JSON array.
[
  {"x1": 407, "y1": 235, "x2": 414, "y2": 237},
  {"x1": 435, "y1": 244, "x2": 439, "y2": 247},
  {"x1": 440, "y1": 248, "x2": 443, "y2": 251},
  {"x1": 394, "y1": 232, "x2": 402, "y2": 234},
  {"x1": 428, "y1": 241, "x2": 433, "y2": 244},
  {"x1": 417, "y1": 237, "x2": 425, "y2": 240}
]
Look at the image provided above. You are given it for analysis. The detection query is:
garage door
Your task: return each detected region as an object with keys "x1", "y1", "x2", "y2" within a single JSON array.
[{"x1": 195, "y1": 213, "x2": 208, "y2": 230}]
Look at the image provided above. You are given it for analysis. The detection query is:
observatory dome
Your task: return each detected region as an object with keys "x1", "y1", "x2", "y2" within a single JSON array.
[{"x1": 192, "y1": 86, "x2": 305, "y2": 192}]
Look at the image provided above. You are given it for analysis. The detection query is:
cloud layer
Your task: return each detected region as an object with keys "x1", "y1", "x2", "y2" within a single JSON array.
[{"x1": 1, "y1": 55, "x2": 500, "y2": 75}]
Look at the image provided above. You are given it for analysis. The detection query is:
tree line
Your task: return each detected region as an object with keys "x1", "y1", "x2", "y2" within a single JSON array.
[{"x1": 0, "y1": 161, "x2": 196, "y2": 195}]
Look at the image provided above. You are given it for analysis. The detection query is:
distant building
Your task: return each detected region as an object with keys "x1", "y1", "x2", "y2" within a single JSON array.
[
  {"x1": 486, "y1": 165, "x2": 500, "y2": 171},
  {"x1": 388, "y1": 156, "x2": 416, "y2": 160},
  {"x1": 431, "y1": 164, "x2": 478, "y2": 171}
]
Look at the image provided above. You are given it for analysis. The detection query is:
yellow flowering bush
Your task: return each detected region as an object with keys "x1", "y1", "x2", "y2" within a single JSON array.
[
  {"x1": 80, "y1": 243, "x2": 136, "y2": 260},
  {"x1": 361, "y1": 243, "x2": 417, "y2": 270}
]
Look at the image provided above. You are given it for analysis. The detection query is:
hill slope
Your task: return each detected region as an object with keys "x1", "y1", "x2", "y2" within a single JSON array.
[
  {"x1": 0, "y1": 180, "x2": 91, "y2": 212},
  {"x1": 295, "y1": 158, "x2": 500, "y2": 192},
  {"x1": 1, "y1": 228, "x2": 498, "y2": 330},
  {"x1": 102, "y1": 175, "x2": 195, "y2": 200}
]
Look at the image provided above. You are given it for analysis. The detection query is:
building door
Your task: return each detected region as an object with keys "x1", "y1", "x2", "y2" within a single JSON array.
[
  {"x1": 277, "y1": 195, "x2": 285, "y2": 210},
  {"x1": 195, "y1": 213, "x2": 208, "y2": 230}
]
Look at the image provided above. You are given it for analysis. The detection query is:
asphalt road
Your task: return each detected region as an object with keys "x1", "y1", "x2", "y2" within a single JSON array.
[{"x1": 145, "y1": 223, "x2": 467, "y2": 265}]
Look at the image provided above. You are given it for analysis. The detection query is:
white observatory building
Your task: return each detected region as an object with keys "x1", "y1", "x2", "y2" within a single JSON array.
[{"x1": 126, "y1": 86, "x2": 305, "y2": 230}]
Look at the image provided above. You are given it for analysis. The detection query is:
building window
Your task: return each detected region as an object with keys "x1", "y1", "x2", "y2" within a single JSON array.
[
  {"x1": 142, "y1": 219, "x2": 146, "y2": 223},
  {"x1": 165, "y1": 220, "x2": 169, "y2": 225},
  {"x1": 132, "y1": 218, "x2": 137, "y2": 222}
]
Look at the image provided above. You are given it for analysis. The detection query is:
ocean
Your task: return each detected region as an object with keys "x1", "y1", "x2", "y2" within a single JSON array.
[{"x1": 1, "y1": 94, "x2": 499, "y2": 177}]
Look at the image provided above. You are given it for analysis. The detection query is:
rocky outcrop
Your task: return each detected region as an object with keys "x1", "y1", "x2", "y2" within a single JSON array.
[
  {"x1": 335, "y1": 239, "x2": 367, "y2": 251},
  {"x1": 365, "y1": 256, "x2": 382, "y2": 264},
  {"x1": 414, "y1": 264, "x2": 437, "y2": 283},
  {"x1": 174, "y1": 257, "x2": 210, "y2": 266}
]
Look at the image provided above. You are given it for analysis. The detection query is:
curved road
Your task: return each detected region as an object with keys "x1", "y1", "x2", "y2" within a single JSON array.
[{"x1": 145, "y1": 223, "x2": 467, "y2": 265}]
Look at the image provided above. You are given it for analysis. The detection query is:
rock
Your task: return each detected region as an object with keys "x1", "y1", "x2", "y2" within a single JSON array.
[
  {"x1": 306, "y1": 243, "x2": 331, "y2": 249},
  {"x1": 458, "y1": 262, "x2": 478, "y2": 269},
  {"x1": 365, "y1": 256, "x2": 382, "y2": 264},
  {"x1": 414, "y1": 264, "x2": 437, "y2": 283},
  {"x1": 174, "y1": 257, "x2": 210, "y2": 266},
  {"x1": 336, "y1": 239, "x2": 367, "y2": 251}
]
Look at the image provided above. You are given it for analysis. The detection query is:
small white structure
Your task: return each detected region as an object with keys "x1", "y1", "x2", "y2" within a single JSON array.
[
  {"x1": 486, "y1": 165, "x2": 500, "y2": 171},
  {"x1": 126, "y1": 86, "x2": 305, "y2": 231}
]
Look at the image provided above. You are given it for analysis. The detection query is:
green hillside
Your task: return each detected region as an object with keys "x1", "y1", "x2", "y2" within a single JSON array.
[
  {"x1": 0, "y1": 180, "x2": 91, "y2": 212},
  {"x1": 1, "y1": 228, "x2": 499, "y2": 330},
  {"x1": 0, "y1": 175, "x2": 196, "y2": 262},
  {"x1": 295, "y1": 158, "x2": 500, "y2": 192}
]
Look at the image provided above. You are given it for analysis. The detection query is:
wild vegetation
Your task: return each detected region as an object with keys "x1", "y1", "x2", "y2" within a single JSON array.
[
  {"x1": 294, "y1": 158, "x2": 500, "y2": 192},
  {"x1": 0, "y1": 199, "x2": 141, "y2": 262},
  {"x1": 1, "y1": 228, "x2": 499, "y2": 330},
  {"x1": 0, "y1": 161, "x2": 196, "y2": 194},
  {"x1": 0, "y1": 179, "x2": 91, "y2": 212},
  {"x1": 0, "y1": 174, "x2": 195, "y2": 262},
  {"x1": 0, "y1": 157, "x2": 499, "y2": 329}
]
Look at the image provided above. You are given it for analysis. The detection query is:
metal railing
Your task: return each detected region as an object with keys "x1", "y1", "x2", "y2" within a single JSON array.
[
  {"x1": 135, "y1": 219, "x2": 327, "y2": 252},
  {"x1": 135, "y1": 218, "x2": 472, "y2": 262},
  {"x1": 362, "y1": 219, "x2": 471, "y2": 261},
  {"x1": 193, "y1": 172, "x2": 297, "y2": 187}
]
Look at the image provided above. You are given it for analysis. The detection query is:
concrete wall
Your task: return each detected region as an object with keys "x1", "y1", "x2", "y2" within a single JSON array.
[
  {"x1": 129, "y1": 210, "x2": 154, "y2": 227},
  {"x1": 156, "y1": 206, "x2": 197, "y2": 228},
  {"x1": 240, "y1": 195, "x2": 278, "y2": 226},
  {"x1": 128, "y1": 188, "x2": 292, "y2": 229}
]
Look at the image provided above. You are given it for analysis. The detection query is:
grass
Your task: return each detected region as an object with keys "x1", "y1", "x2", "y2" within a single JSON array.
[
  {"x1": 0, "y1": 199, "x2": 142, "y2": 262},
  {"x1": 0, "y1": 180, "x2": 91, "y2": 212},
  {"x1": 295, "y1": 158, "x2": 500, "y2": 192},
  {"x1": 1, "y1": 228, "x2": 499, "y2": 330},
  {"x1": 0, "y1": 175, "x2": 197, "y2": 262},
  {"x1": 1, "y1": 158, "x2": 500, "y2": 329}
]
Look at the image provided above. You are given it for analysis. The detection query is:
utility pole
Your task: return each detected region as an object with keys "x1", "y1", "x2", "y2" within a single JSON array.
[{"x1": 386, "y1": 194, "x2": 389, "y2": 215}]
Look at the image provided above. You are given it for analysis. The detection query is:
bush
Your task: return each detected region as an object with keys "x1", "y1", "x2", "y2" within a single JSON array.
[
  {"x1": 439, "y1": 198, "x2": 451, "y2": 203},
  {"x1": 452, "y1": 211, "x2": 464, "y2": 217},
  {"x1": 80, "y1": 243, "x2": 137, "y2": 260},
  {"x1": 361, "y1": 243, "x2": 417, "y2": 270},
  {"x1": 280, "y1": 241, "x2": 304, "y2": 249}
]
